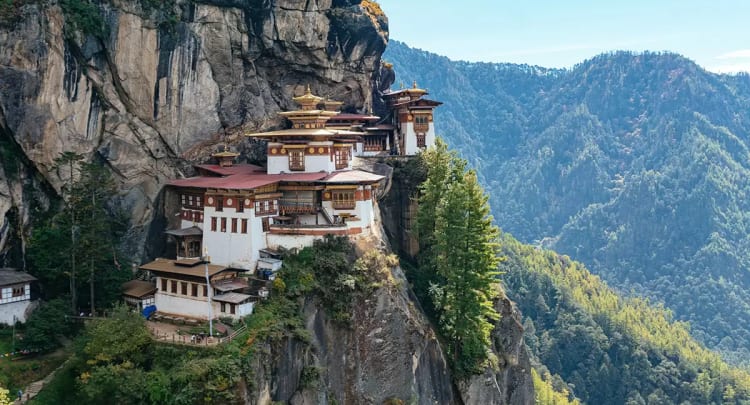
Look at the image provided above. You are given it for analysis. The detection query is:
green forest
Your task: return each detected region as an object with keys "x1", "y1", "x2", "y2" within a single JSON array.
[{"x1": 385, "y1": 41, "x2": 750, "y2": 366}]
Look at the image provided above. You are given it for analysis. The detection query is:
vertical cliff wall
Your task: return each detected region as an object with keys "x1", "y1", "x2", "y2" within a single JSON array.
[{"x1": 0, "y1": 0, "x2": 387, "y2": 264}]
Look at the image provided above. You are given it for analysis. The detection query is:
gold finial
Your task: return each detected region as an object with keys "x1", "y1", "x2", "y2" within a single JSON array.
[
  {"x1": 413, "y1": 80, "x2": 418, "y2": 89},
  {"x1": 305, "y1": 84, "x2": 312, "y2": 95},
  {"x1": 399, "y1": 81, "x2": 404, "y2": 89}
]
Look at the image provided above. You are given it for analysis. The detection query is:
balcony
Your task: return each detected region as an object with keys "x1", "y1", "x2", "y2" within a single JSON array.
[{"x1": 279, "y1": 198, "x2": 318, "y2": 215}]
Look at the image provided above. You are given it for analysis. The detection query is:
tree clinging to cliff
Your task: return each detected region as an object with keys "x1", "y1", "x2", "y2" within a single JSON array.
[{"x1": 417, "y1": 138, "x2": 502, "y2": 376}]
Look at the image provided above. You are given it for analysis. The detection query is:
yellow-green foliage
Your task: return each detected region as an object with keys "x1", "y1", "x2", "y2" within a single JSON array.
[
  {"x1": 532, "y1": 369, "x2": 580, "y2": 405},
  {"x1": 361, "y1": 0, "x2": 385, "y2": 18},
  {"x1": 505, "y1": 234, "x2": 750, "y2": 399}
]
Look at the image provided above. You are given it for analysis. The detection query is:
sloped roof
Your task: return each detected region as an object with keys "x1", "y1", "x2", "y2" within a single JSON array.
[
  {"x1": 169, "y1": 172, "x2": 329, "y2": 190},
  {"x1": 213, "y1": 292, "x2": 253, "y2": 304},
  {"x1": 122, "y1": 280, "x2": 157, "y2": 298},
  {"x1": 323, "y1": 170, "x2": 385, "y2": 184},
  {"x1": 0, "y1": 269, "x2": 36, "y2": 286},
  {"x1": 140, "y1": 258, "x2": 228, "y2": 278}
]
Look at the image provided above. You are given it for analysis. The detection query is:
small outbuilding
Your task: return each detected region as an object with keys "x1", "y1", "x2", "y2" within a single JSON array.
[{"x1": 0, "y1": 268, "x2": 37, "y2": 324}]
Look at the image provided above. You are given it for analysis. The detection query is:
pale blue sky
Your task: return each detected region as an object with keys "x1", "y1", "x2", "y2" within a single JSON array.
[{"x1": 377, "y1": 0, "x2": 750, "y2": 73}]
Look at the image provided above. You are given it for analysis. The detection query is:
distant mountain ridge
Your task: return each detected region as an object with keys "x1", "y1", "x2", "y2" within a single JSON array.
[{"x1": 384, "y1": 40, "x2": 750, "y2": 366}]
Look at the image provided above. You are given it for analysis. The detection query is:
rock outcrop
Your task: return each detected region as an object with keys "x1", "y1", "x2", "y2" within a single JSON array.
[
  {"x1": 0, "y1": 0, "x2": 388, "y2": 263},
  {"x1": 247, "y1": 264, "x2": 458, "y2": 405}
]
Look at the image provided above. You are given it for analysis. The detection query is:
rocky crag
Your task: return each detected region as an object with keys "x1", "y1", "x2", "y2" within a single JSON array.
[
  {"x1": 0, "y1": 0, "x2": 387, "y2": 264},
  {"x1": 0, "y1": 1, "x2": 534, "y2": 402}
]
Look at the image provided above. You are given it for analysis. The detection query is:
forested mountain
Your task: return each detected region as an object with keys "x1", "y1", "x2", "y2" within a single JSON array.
[
  {"x1": 384, "y1": 41, "x2": 750, "y2": 366},
  {"x1": 500, "y1": 232, "x2": 750, "y2": 404}
]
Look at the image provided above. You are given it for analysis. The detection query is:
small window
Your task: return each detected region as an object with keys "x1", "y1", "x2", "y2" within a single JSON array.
[
  {"x1": 221, "y1": 218, "x2": 227, "y2": 232},
  {"x1": 230, "y1": 304, "x2": 236, "y2": 315},
  {"x1": 334, "y1": 148, "x2": 349, "y2": 170},
  {"x1": 220, "y1": 302, "x2": 226, "y2": 313},
  {"x1": 331, "y1": 191, "x2": 356, "y2": 210},
  {"x1": 262, "y1": 217, "x2": 270, "y2": 232},
  {"x1": 417, "y1": 134, "x2": 426, "y2": 148},
  {"x1": 171, "y1": 280, "x2": 178, "y2": 294},
  {"x1": 191, "y1": 283, "x2": 198, "y2": 297},
  {"x1": 216, "y1": 197, "x2": 224, "y2": 212},
  {"x1": 181, "y1": 282, "x2": 187, "y2": 295},
  {"x1": 231, "y1": 218, "x2": 238, "y2": 233},
  {"x1": 241, "y1": 219, "x2": 248, "y2": 234},
  {"x1": 289, "y1": 150, "x2": 305, "y2": 171},
  {"x1": 211, "y1": 217, "x2": 217, "y2": 232},
  {"x1": 237, "y1": 198, "x2": 244, "y2": 213},
  {"x1": 12, "y1": 286, "x2": 24, "y2": 297},
  {"x1": 203, "y1": 285, "x2": 208, "y2": 297},
  {"x1": 161, "y1": 278, "x2": 167, "y2": 291}
]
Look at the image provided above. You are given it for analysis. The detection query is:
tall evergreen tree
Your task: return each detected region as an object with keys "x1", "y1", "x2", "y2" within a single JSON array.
[
  {"x1": 416, "y1": 139, "x2": 502, "y2": 375},
  {"x1": 28, "y1": 155, "x2": 127, "y2": 313}
]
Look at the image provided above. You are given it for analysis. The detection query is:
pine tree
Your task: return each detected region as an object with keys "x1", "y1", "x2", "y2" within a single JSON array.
[
  {"x1": 431, "y1": 168, "x2": 501, "y2": 375},
  {"x1": 416, "y1": 138, "x2": 502, "y2": 376}
]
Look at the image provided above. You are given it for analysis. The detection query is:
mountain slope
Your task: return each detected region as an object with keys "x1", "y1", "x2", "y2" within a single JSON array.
[{"x1": 384, "y1": 41, "x2": 750, "y2": 365}]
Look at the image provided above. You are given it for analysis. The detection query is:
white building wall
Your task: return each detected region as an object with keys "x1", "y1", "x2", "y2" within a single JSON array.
[
  {"x1": 267, "y1": 154, "x2": 289, "y2": 174},
  {"x1": 305, "y1": 154, "x2": 335, "y2": 173},
  {"x1": 202, "y1": 205, "x2": 266, "y2": 270},
  {"x1": 155, "y1": 290, "x2": 210, "y2": 319},
  {"x1": 0, "y1": 300, "x2": 37, "y2": 324},
  {"x1": 426, "y1": 122, "x2": 436, "y2": 149},
  {"x1": 403, "y1": 123, "x2": 419, "y2": 155},
  {"x1": 266, "y1": 234, "x2": 319, "y2": 251},
  {"x1": 216, "y1": 301, "x2": 254, "y2": 318}
]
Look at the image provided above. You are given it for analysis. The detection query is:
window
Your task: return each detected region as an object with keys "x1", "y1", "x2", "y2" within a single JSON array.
[
  {"x1": 181, "y1": 194, "x2": 204, "y2": 209},
  {"x1": 203, "y1": 285, "x2": 208, "y2": 297},
  {"x1": 332, "y1": 191, "x2": 356, "y2": 210},
  {"x1": 181, "y1": 282, "x2": 187, "y2": 295},
  {"x1": 414, "y1": 115, "x2": 429, "y2": 132},
  {"x1": 216, "y1": 197, "x2": 224, "y2": 212},
  {"x1": 171, "y1": 280, "x2": 178, "y2": 294},
  {"x1": 262, "y1": 217, "x2": 270, "y2": 232},
  {"x1": 334, "y1": 148, "x2": 349, "y2": 170},
  {"x1": 161, "y1": 278, "x2": 167, "y2": 291},
  {"x1": 417, "y1": 134, "x2": 426, "y2": 148},
  {"x1": 231, "y1": 218, "x2": 238, "y2": 233},
  {"x1": 230, "y1": 304, "x2": 236, "y2": 315},
  {"x1": 211, "y1": 217, "x2": 217, "y2": 232},
  {"x1": 12, "y1": 286, "x2": 24, "y2": 297},
  {"x1": 255, "y1": 200, "x2": 277, "y2": 216},
  {"x1": 221, "y1": 217, "x2": 227, "y2": 232},
  {"x1": 237, "y1": 198, "x2": 244, "y2": 213},
  {"x1": 241, "y1": 219, "x2": 248, "y2": 234},
  {"x1": 191, "y1": 283, "x2": 198, "y2": 297},
  {"x1": 289, "y1": 150, "x2": 305, "y2": 171},
  {"x1": 220, "y1": 302, "x2": 226, "y2": 313}
]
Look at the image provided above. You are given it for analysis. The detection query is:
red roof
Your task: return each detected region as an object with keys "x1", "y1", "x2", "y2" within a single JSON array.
[
  {"x1": 195, "y1": 164, "x2": 265, "y2": 176},
  {"x1": 169, "y1": 171, "x2": 329, "y2": 190}
]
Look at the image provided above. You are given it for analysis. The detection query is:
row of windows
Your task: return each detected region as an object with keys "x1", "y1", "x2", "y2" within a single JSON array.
[
  {"x1": 210, "y1": 217, "x2": 271, "y2": 233},
  {"x1": 161, "y1": 279, "x2": 208, "y2": 298},
  {"x1": 180, "y1": 194, "x2": 203, "y2": 209},
  {"x1": 255, "y1": 200, "x2": 278, "y2": 216},
  {"x1": 211, "y1": 217, "x2": 249, "y2": 234},
  {"x1": 1, "y1": 286, "x2": 27, "y2": 299}
]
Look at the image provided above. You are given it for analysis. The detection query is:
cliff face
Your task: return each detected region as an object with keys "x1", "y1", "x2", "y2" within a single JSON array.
[
  {"x1": 247, "y1": 264, "x2": 458, "y2": 405},
  {"x1": 0, "y1": 0, "x2": 387, "y2": 263}
]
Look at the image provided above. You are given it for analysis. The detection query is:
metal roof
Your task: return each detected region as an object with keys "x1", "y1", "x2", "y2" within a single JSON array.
[
  {"x1": 169, "y1": 172, "x2": 329, "y2": 190},
  {"x1": 213, "y1": 292, "x2": 253, "y2": 304},
  {"x1": 323, "y1": 170, "x2": 385, "y2": 184},
  {"x1": 140, "y1": 258, "x2": 229, "y2": 278},
  {"x1": 165, "y1": 226, "x2": 203, "y2": 237},
  {"x1": 122, "y1": 280, "x2": 157, "y2": 298},
  {"x1": 0, "y1": 269, "x2": 36, "y2": 286}
]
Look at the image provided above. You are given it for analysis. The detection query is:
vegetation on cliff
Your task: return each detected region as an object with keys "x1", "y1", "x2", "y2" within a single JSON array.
[
  {"x1": 408, "y1": 140, "x2": 502, "y2": 377},
  {"x1": 385, "y1": 40, "x2": 750, "y2": 367}
]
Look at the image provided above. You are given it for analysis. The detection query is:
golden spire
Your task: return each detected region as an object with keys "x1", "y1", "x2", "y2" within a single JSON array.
[
  {"x1": 293, "y1": 84, "x2": 323, "y2": 110},
  {"x1": 413, "y1": 80, "x2": 418, "y2": 89}
]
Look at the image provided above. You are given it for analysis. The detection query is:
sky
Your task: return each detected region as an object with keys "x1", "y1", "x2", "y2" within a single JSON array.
[{"x1": 377, "y1": 0, "x2": 750, "y2": 73}]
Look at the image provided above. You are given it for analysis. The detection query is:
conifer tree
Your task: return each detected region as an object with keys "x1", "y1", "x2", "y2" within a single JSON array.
[{"x1": 417, "y1": 138, "x2": 501, "y2": 375}]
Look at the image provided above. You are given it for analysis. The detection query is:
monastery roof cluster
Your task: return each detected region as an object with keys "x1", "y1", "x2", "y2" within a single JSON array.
[{"x1": 131, "y1": 83, "x2": 441, "y2": 324}]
